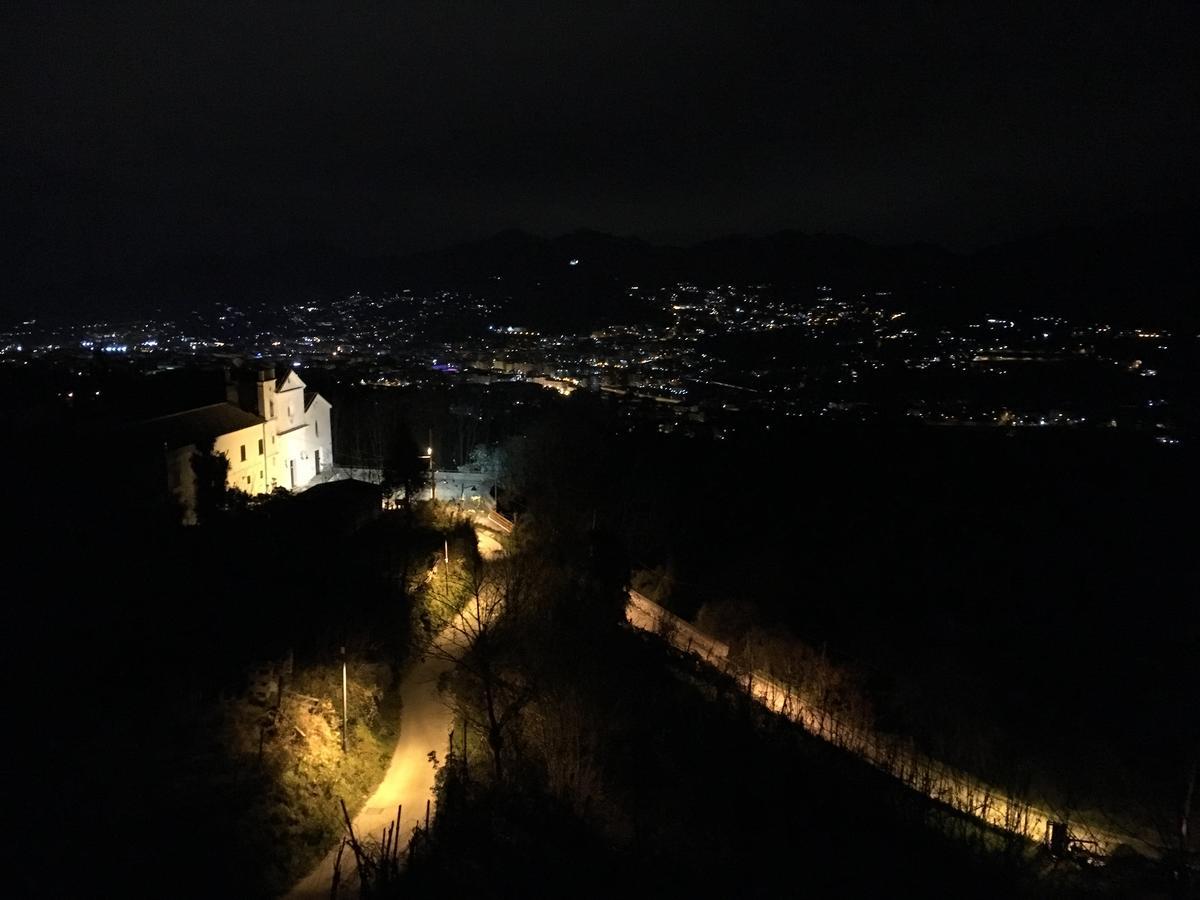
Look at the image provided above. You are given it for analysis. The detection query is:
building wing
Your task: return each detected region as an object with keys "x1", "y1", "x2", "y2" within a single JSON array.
[{"x1": 139, "y1": 402, "x2": 267, "y2": 449}]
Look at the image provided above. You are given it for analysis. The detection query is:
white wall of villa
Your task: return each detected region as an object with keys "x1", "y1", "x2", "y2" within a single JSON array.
[{"x1": 154, "y1": 366, "x2": 334, "y2": 521}]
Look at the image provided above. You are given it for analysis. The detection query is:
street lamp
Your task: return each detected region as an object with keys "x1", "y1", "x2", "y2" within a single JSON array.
[
  {"x1": 419, "y1": 444, "x2": 435, "y2": 501},
  {"x1": 341, "y1": 645, "x2": 348, "y2": 754}
]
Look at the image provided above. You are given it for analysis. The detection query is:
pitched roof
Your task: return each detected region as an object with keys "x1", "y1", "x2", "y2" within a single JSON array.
[
  {"x1": 138, "y1": 402, "x2": 266, "y2": 449},
  {"x1": 304, "y1": 389, "x2": 330, "y2": 411},
  {"x1": 276, "y1": 369, "x2": 307, "y2": 391}
]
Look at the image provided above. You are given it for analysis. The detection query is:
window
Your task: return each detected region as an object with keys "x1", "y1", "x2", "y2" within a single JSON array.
[
  {"x1": 315, "y1": 420, "x2": 320, "y2": 438},
  {"x1": 240, "y1": 445, "x2": 246, "y2": 462},
  {"x1": 258, "y1": 439, "x2": 264, "y2": 455},
  {"x1": 269, "y1": 401, "x2": 275, "y2": 417}
]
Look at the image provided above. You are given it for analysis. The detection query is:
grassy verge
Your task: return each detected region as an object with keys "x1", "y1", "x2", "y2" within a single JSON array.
[{"x1": 198, "y1": 659, "x2": 397, "y2": 897}]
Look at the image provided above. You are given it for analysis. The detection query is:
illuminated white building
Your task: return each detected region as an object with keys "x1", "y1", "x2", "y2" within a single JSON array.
[{"x1": 144, "y1": 366, "x2": 333, "y2": 522}]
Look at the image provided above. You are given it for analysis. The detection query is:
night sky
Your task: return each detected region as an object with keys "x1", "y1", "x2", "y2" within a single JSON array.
[{"x1": 3, "y1": 2, "x2": 1198, "y2": 312}]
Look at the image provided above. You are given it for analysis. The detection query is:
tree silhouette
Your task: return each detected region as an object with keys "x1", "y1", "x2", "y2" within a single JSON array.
[
  {"x1": 191, "y1": 438, "x2": 232, "y2": 525},
  {"x1": 423, "y1": 551, "x2": 539, "y2": 782},
  {"x1": 381, "y1": 425, "x2": 428, "y2": 506}
]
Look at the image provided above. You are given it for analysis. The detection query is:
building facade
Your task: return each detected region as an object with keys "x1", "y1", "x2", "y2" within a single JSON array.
[
  {"x1": 144, "y1": 365, "x2": 333, "y2": 522},
  {"x1": 228, "y1": 366, "x2": 333, "y2": 492}
]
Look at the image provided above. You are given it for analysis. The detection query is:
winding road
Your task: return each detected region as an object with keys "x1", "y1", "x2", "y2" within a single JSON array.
[{"x1": 284, "y1": 522, "x2": 504, "y2": 899}]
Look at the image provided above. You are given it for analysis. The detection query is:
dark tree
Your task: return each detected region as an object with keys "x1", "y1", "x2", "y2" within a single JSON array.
[
  {"x1": 191, "y1": 439, "x2": 232, "y2": 525},
  {"x1": 381, "y1": 426, "x2": 429, "y2": 506}
]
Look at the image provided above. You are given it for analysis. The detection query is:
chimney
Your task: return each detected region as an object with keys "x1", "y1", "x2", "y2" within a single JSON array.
[{"x1": 224, "y1": 367, "x2": 240, "y2": 405}]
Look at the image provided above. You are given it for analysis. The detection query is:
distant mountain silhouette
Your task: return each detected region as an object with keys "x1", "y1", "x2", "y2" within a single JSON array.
[
  {"x1": 387, "y1": 214, "x2": 1196, "y2": 327},
  {"x1": 9, "y1": 211, "x2": 1196, "y2": 327},
  {"x1": 970, "y1": 210, "x2": 1199, "y2": 325},
  {"x1": 365, "y1": 228, "x2": 956, "y2": 330},
  {"x1": 396, "y1": 227, "x2": 958, "y2": 292}
]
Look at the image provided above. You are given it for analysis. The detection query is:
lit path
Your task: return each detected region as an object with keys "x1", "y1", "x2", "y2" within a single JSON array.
[
  {"x1": 626, "y1": 590, "x2": 1158, "y2": 860},
  {"x1": 475, "y1": 530, "x2": 504, "y2": 560},
  {"x1": 284, "y1": 527, "x2": 504, "y2": 899},
  {"x1": 284, "y1": 631, "x2": 452, "y2": 898}
]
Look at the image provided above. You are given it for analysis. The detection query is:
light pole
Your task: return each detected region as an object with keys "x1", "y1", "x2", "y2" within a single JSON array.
[
  {"x1": 419, "y1": 444, "x2": 435, "y2": 502},
  {"x1": 341, "y1": 645, "x2": 348, "y2": 753}
]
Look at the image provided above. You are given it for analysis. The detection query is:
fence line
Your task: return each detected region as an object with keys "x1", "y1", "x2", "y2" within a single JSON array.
[
  {"x1": 486, "y1": 510, "x2": 514, "y2": 533},
  {"x1": 624, "y1": 590, "x2": 1155, "y2": 860}
]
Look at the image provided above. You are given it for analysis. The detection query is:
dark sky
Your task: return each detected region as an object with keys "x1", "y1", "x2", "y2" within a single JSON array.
[{"x1": 3, "y1": 1, "x2": 1198, "y2": 307}]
